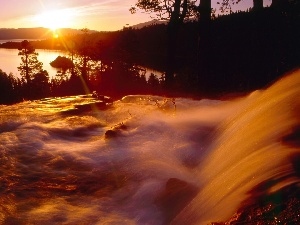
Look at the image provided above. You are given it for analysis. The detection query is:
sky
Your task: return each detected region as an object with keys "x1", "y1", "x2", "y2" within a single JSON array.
[{"x1": 0, "y1": 0, "x2": 271, "y2": 31}]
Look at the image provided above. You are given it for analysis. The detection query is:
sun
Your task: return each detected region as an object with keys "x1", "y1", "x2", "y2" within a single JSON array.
[
  {"x1": 53, "y1": 32, "x2": 59, "y2": 38},
  {"x1": 35, "y1": 9, "x2": 74, "y2": 30}
]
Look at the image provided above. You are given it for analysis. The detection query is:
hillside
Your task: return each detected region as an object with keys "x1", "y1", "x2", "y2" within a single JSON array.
[
  {"x1": 131, "y1": 19, "x2": 167, "y2": 29},
  {"x1": 0, "y1": 27, "x2": 98, "y2": 40}
]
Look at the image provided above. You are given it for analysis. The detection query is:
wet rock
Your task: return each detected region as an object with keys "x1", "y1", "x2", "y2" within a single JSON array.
[
  {"x1": 211, "y1": 184, "x2": 300, "y2": 225},
  {"x1": 92, "y1": 91, "x2": 113, "y2": 103},
  {"x1": 155, "y1": 178, "x2": 198, "y2": 224},
  {"x1": 74, "y1": 101, "x2": 109, "y2": 112},
  {"x1": 105, "y1": 129, "x2": 118, "y2": 139},
  {"x1": 105, "y1": 123, "x2": 128, "y2": 139},
  {"x1": 282, "y1": 126, "x2": 300, "y2": 147}
]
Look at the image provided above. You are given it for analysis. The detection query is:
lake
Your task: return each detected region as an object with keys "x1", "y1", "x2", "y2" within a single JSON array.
[
  {"x1": 0, "y1": 48, "x2": 67, "y2": 79},
  {"x1": 0, "y1": 48, "x2": 163, "y2": 80}
]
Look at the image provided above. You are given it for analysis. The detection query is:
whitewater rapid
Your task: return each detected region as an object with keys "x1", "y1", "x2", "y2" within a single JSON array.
[{"x1": 0, "y1": 70, "x2": 299, "y2": 224}]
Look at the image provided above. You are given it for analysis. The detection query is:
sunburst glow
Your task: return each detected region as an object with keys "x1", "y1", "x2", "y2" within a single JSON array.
[{"x1": 35, "y1": 9, "x2": 75, "y2": 30}]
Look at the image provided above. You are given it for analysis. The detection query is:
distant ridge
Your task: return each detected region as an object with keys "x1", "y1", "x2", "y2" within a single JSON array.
[
  {"x1": 0, "y1": 28, "x2": 98, "y2": 40},
  {"x1": 131, "y1": 19, "x2": 166, "y2": 29}
]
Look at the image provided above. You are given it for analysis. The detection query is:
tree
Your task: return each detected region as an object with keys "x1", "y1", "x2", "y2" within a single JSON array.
[
  {"x1": 218, "y1": 0, "x2": 263, "y2": 13},
  {"x1": 271, "y1": 0, "x2": 291, "y2": 9},
  {"x1": 0, "y1": 70, "x2": 18, "y2": 104},
  {"x1": 31, "y1": 70, "x2": 50, "y2": 99},
  {"x1": 131, "y1": 0, "x2": 197, "y2": 89},
  {"x1": 197, "y1": 0, "x2": 211, "y2": 86},
  {"x1": 74, "y1": 29, "x2": 98, "y2": 87},
  {"x1": 253, "y1": 0, "x2": 263, "y2": 10},
  {"x1": 17, "y1": 40, "x2": 43, "y2": 84}
]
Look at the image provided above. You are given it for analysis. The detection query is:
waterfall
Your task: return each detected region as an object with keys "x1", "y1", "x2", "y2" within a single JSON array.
[{"x1": 172, "y1": 69, "x2": 300, "y2": 224}]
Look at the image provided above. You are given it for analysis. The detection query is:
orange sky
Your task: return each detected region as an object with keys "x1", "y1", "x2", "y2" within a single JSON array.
[{"x1": 0, "y1": 0, "x2": 271, "y2": 31}]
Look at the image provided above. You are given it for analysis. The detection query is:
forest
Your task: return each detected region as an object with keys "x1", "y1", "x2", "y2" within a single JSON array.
[{"x1": 0, "y1": 0, "x2": 299, "y2": 104}]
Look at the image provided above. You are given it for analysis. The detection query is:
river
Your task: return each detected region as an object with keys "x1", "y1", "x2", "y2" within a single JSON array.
[{"x1": 0, "y1": 70, "x2": 299, "y2": 224}]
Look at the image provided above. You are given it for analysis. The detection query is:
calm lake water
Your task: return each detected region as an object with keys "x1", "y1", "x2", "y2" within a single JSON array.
[
  {"x1": 0, "y1": 48, "x2": 67, "y2": 78},
  {"x1": 0, "y1": 47, "x2": 162, "y2": 80}
]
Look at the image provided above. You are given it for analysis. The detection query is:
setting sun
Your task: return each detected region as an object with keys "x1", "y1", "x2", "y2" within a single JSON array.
[
  {"x1": 53, "y1": 32, "x2": 59, "y2": 38},
  {"x1": 35, "y1": 9, "x2": 74, "y2": 30}
]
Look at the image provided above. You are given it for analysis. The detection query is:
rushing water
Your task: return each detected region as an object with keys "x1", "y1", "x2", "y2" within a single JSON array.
[
  {"x1": 0, "y1": 48, "x2": 67, "y2": 78},
  {"x1": 0, "y1": 70, "x2": 299, "y2": 224}
]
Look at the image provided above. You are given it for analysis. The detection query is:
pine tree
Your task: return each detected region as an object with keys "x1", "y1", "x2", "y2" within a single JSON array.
[
  {"x1": 17, "y1": 40, "x2": 43, "y2": 84},
  {"x1": 130, "y1": 0, "x2": 198, "y2": 89}
]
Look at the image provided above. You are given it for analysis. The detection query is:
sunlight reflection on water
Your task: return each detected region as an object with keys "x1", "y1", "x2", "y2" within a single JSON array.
[{"x1": 0, "y1": 48, "x2": 67, "y2": 78}]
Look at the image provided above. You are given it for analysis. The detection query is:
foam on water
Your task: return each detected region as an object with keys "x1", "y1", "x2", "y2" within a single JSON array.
[{"x1": 0, "y1": 70, "x2": 299, "y2": 224}]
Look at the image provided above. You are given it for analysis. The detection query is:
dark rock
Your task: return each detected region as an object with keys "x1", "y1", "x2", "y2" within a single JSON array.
[
  {"x1": 282, "y1": 126, "x2": 300, "y2": 147},
  {"x1": 92, "y1": 91, "x2": 113, "y2": 103},
  {"x1": 104, "y1": 123, "x2": 128, "y2": 139},
  {"x1": 212, "y1": 184, "x2": 300, "y2": 224},
  {"x1": 105, "y1": 130, "x2": 117, "y2": 139},
  {"x1": 155, "y1": 178, "x2": 198, "y2": 224}
]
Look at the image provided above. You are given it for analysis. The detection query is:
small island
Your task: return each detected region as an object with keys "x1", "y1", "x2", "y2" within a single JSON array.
[{"x1": 50, "y1": 56, "x2": 73, "y2": 72}]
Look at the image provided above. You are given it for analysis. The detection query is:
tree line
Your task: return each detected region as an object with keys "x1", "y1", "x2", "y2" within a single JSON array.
[{"x1": 130, "y1": 0, "x2": 300, "y2": 91}]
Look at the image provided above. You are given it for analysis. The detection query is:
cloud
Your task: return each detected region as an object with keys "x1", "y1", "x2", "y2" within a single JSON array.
[
  {"x1": 65, "y1": 0, "x2": 135, "y2": 17},
  {"x1": 0, "y1": 0, "x2": 147, "y2": 31}
]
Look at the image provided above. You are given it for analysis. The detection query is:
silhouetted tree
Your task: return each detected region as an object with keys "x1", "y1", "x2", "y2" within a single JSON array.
[
  {"x1": 118, "y1": 26, "x2": 139, "y2": 62},
  {"x1": 218, "y1": 0, "x2": 241, "y2": 13},
  {"x1": 31, "y1": 70, "x2": 50, "y2": 99},
  {"x1": 196, "y1": 0, "x2": 212, "y2": 88},
  {"x1": 63, "y1": 36, "x2": 76, "y2": 78},
  {"x1": 253, "y1": 0, "x2": 263, "y2": 10},
  {"x1": 17, "y1": 40, "x2": 43, "y2": 84},
  {"x1": 271, "y1": 0, "x2": 288, "y2": 8},
  {"x1": 73, "y1": 29, "x2": 98, "y2": 89},
  {"x1": 0, "y1": 70, "x2": 18, "y2": 104},
  {"x1": 148, "y1": 73, "x2": 160, "y2": 87},
  {"x1": 218, "y1": 0, "x2": 262, "y2": 13},
  {"x1": 130, "y1": 0, "x2": 197, "y2": 89}
]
